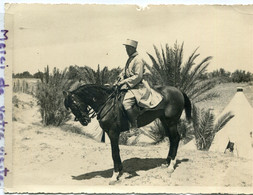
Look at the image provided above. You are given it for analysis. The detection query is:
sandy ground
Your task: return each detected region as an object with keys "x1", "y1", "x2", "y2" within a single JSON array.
[{"x1": 9, "y1": 91, "x2": 253, "y2": 191}]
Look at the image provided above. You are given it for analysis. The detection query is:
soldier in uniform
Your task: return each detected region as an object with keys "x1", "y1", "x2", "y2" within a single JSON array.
[{"x1": 116, "y1": 39, "x2": 162, "y2": 129}]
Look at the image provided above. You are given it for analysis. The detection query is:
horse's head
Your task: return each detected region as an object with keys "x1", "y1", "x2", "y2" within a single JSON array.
[{"x1": 63, "y1": 91, "x2": 92, "y2": 126}]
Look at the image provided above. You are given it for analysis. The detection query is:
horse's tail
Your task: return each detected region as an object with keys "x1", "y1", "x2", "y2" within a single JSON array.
[{"x1": 183, "y1": 92, "x2": 192, "y2": 121}]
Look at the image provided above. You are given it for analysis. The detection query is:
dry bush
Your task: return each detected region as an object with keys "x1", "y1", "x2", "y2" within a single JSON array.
[
  {"x1": 119, "y1": 129, "x2": 140, "y2": 145},
  {"x1": 35, "y1": 66, "x2": 74, "y2": 126},
  {"x1": 178, "y1": 119, "x2": 195, "y2": 144}
]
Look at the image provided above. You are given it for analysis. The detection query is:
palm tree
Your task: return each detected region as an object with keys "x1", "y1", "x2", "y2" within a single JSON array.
[
  {"x1": 81, "y1": 64, "x2": 106, "y2": 84},
  {"x1": 192, "y1": 105, "x2": 234, "y2": 150},
  {"x1": 69, "y1": 64, "x2": 121, "y2": 86},
  {"x1": 145, "y1": 42, "x2": 217, "y2": 103}
]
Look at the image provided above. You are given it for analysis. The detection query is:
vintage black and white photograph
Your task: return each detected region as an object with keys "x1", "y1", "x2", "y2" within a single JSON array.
[{"x1": 4, "y1": 4, "x2": 253, "y2": 193}]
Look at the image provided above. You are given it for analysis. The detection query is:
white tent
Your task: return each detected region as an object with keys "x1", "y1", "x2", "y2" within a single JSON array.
[{"x1": 209, "y1": 87, "x2": 253, "y2": 159}]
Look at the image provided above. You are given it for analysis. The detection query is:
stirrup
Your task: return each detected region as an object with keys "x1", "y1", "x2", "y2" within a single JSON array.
[{"x1": 130, "y1": 120, "x2": 138, "y2": 128}]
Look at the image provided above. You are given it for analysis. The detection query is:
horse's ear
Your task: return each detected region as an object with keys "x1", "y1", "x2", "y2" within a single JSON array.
[{"x1": 63, "y1": 91, "x2": 69, "y2": 98}]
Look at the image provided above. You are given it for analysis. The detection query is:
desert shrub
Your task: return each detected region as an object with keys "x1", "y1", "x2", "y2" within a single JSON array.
[
  {"x1": 118, "y1": 120, "x2": 166, "y2": 145},
  {"x1": 140, "y1": 120, "x2": 166, "y2": 144},
  {"x1": 35, "y1": 66, "x2": 74, "y2": 126},
  {"x1": 119, "y1": 131, "x2": 131, "y2": 145},
  {"x1": 147, "y1": 118, "x2": 194, "y2": 145},
  {"x1": 12, "y1": 95, "x2": 19, "y2": 108},
  {"x1": 119, "y1": 118, "x2": 194, "y2": 146},
  {"x1": 13, "y1": 79, "x2": 29, "y2": 93},
  {"x1": 119, "y1": 129, "x2": 140, "y2": 145}
]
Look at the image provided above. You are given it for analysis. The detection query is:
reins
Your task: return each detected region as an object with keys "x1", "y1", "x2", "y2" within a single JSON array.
[{"x1": 96, "y1": 88, "x2": 119, "y2": 120}]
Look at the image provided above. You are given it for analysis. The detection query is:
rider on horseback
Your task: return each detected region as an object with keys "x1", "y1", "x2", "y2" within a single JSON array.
[{"x1": 116, "y1": 39, "x2": 163, "y2": 129}]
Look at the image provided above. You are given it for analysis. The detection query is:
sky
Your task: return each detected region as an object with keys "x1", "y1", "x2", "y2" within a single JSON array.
[{"x1": 5, "y1": 4, "x2": 253, "y2": 74}]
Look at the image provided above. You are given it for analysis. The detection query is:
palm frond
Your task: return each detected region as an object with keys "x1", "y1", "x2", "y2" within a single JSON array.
[
  {"x1": 146, "y1": 42, "x2": 216, "y2": 106},
  {"x1": 182, "y1": 57, "x2": 212, "y2": 92},
  {"x1": 189, "y1": 80, "x2": 218, "y2": 102},
  {"x1": 161, "y1": 44, "x2": 167, "y2": 66},
  {"x1": 180, "y1": 48, "x2": 199, "y2": 88},
  {"x1": 214, "y1": 112, "x2": 234, "y2": 133},
  {"x1": 193, "y1": 92, "x2": 219, "y2": 103},
  {"x1": 154, "y1": 45, "x2": 164, "y2": 66},
  {"x1": 199, "y1": 110, "x2": 214, "y2": 136},
  {"x1": 192, "y1": 104, "x2": 200, "y2": 133},
  {"x1": 191, "y1": 104, "x2": 216, "y2": 150},
  {"x1": 147, "y1": 52, "x2": 161, "y2": 73}
]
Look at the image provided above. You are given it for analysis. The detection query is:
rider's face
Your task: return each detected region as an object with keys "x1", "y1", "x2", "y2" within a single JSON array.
[{"x1": 125, "y1": 45, "x2": 136, "y2": 57}]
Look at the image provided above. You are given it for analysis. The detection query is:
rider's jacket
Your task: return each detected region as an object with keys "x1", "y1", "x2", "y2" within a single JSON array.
[{"x1": 118, "y1": 52, "x2": 163, "y2": 108}]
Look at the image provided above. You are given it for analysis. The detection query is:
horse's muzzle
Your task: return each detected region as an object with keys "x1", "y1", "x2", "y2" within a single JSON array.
[{"x1": 74, "y1": 117, "x2": 90, "y2": 126}]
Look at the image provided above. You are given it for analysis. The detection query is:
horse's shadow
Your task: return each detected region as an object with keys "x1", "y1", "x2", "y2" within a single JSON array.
[{"x1": 72, "y1": 157, "x2": 189, "y2": 180}]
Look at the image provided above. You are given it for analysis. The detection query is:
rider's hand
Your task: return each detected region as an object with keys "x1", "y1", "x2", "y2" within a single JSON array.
[
  {"x1": 119, "y1": 83, "x2": 128, "y2": 91},
  {"x1": 113, "y1": 81, "x2": 128, "y2": 91},
  {"x1": 113, "y1": 82, "x2": 122, "y2": 91},
  {"x1": 116, "y1": 81, "x2": 124, "y2": 87}
]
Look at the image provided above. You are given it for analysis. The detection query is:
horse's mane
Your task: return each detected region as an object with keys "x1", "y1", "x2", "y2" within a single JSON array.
[{"x1": 71, "y1": 84, "x2": 113, "y2": 98}]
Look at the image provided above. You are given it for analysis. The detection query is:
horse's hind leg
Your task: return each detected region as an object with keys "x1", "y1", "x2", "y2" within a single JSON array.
[{"x1": 160, "y1": 117, "x2": 180, "y2": 172}]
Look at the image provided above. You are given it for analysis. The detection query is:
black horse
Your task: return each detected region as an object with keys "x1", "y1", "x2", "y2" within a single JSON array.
[{"x1": 63, "y1": 84, "x2": 191, "y2": 184}]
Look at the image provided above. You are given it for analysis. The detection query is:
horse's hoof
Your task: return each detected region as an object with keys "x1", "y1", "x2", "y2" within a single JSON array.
[
  {"x1": 109, "y1": 171, "x2": 122, "y2": 185},
  {"x1": 109, "y1": 180, "x2": 119, "y2": 185},
  {"x1": 167, "y1": 167, "x2": 174, "y2": 173},
  {"x1": 167, "y1": 159, "x2": 176, "y2": 171},
  {"x1": 161, "y1": 164, "x2": 169, "y2": 169}
]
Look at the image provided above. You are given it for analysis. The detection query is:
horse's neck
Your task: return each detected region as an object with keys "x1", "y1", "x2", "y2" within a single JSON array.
[{"x1": 77, "y1": 85, "x2": 111, "y2": 112}]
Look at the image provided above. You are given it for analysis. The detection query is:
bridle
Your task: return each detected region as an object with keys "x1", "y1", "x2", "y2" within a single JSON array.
[
  {"x1": 71, "y1": 94, "x2": 96, "y2": 121},
  {"x1": 87, "y1": 105, "x2": 96, "y2": 119}
]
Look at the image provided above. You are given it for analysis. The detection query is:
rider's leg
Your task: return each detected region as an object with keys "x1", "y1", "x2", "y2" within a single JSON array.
[
  {"x1": 123, "y1": 91, "x2": 138, "y2": 128},
  {"x1": 125, "y1": 107, "x2": 138, "y2": 128}
]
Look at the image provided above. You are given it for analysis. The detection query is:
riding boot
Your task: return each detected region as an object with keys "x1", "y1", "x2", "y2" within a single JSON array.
[{"x1": 125, "y1": 108, "x2": 138, "y2": 129}]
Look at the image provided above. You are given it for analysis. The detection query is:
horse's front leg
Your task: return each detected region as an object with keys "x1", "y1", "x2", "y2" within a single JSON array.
[{"x1": 107, "y1": 130, "x2": 123, "y2": 185}]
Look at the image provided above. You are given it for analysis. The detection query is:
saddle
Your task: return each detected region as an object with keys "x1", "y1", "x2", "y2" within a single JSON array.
[
  {"x1": 120, "y1": 88, "x2": 165, "y2": 116},
  {"x1": 139, "y1": 97, "x2": 165, "y2": 112}
]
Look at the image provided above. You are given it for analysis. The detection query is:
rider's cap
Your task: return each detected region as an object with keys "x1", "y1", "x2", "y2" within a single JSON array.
[{"x1": 123, "y1": 39, "x2": 138, "y2": 48}]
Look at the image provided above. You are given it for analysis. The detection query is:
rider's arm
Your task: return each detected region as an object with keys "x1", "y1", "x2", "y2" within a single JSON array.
[
  {"x1": 118, "y1": 58, "x2": 143, "y2": 89},
  {"x1": 113, "y1": 70, "x2": 124, "y2": 86}
]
